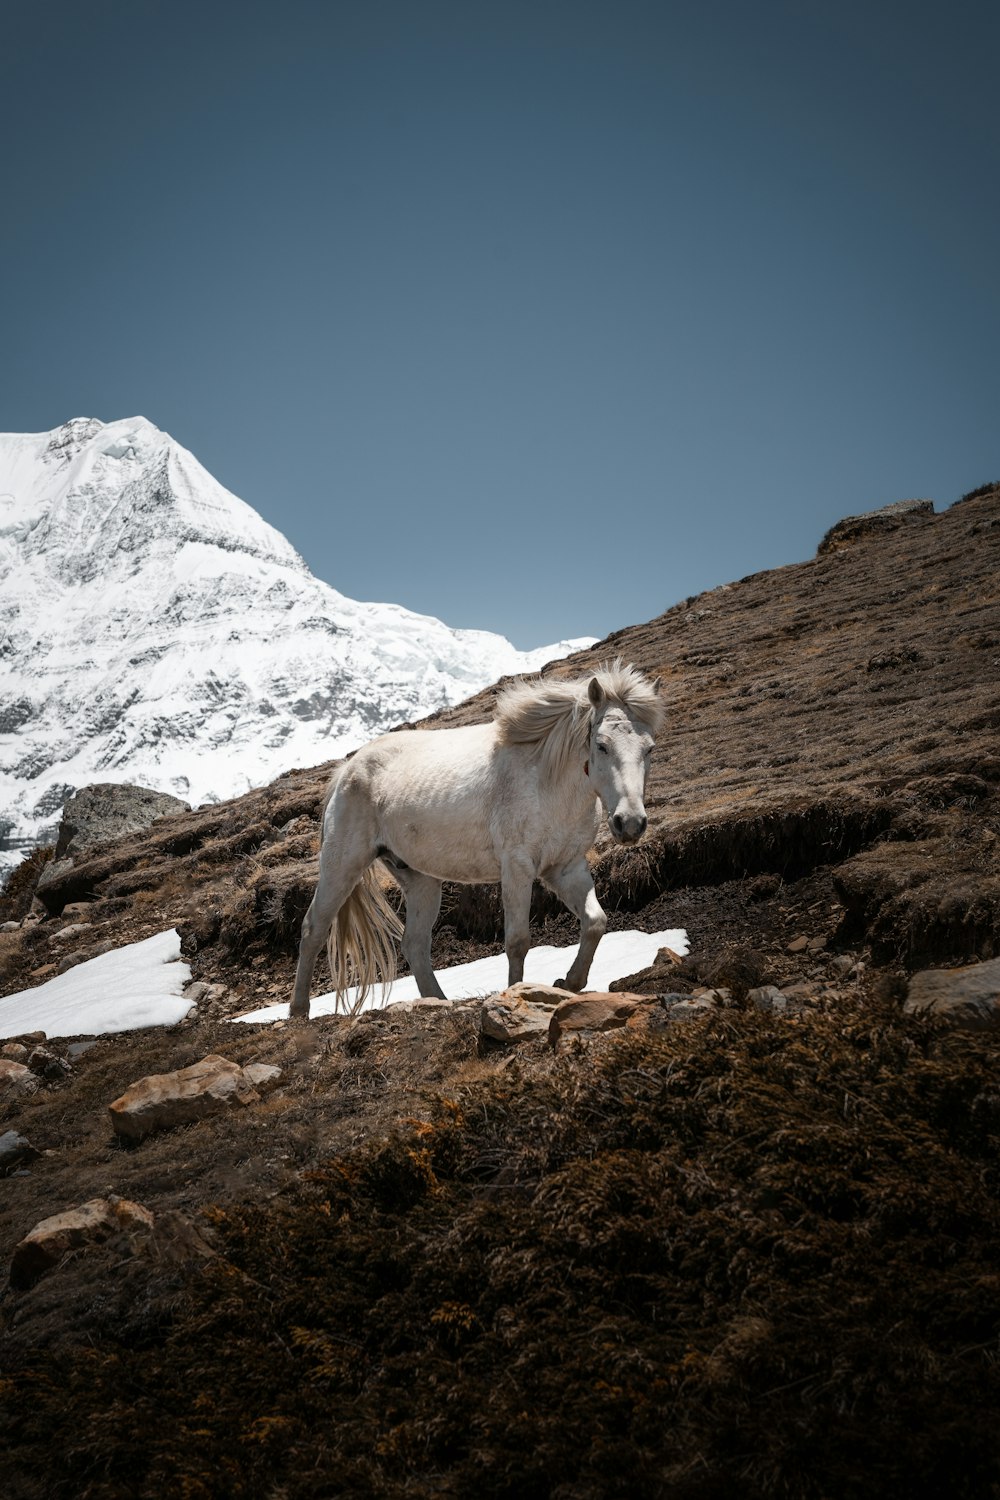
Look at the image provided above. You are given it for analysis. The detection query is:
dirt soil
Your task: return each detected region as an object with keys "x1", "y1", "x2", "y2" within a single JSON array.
[{"x1": 1, "y1": 485, "x2": 999, "y2": 1497}]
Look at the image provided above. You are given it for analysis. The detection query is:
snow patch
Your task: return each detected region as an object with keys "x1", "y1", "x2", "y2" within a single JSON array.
[
  {"x1": 0, "y1": 929, "x2": 191, "y2": 1040},
  {"x1": 233, "y1": 927, "x2": 689, "y2": 1025}
]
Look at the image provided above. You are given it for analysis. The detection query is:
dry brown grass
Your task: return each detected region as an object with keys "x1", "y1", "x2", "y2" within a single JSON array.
[{"x1": 3, "y1": 998, "x2": 999, "y2": 1499}]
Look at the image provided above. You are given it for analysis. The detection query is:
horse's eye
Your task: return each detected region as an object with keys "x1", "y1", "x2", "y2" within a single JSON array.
[{"x1": 597, "y1": 743, "x2": 609, "y2": 755}]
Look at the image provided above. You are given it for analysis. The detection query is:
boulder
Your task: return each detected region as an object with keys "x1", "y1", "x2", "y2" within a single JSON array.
[
  {"x1": 482, "y1": 994, "x2": 558, "y2": 1043},
  {"x1": 481, "y1": 981, "x2": 578, "y2": 1042},
  {"x1": 0, "y1": 1130, "x2": 39, "y2": 1176},
  {"x1": 108, "y1": 1054, "x2": 279, "y2": 1140},
  {"x1": 10, "y1": 1196, "x2": 154, "y2": 1289},
  {"x1": 53, "y1": 782, "x2": 190, "y2": 860},
  {"x1": 0, "y1": 1060, "x2": 39, "y2": 1098},
  {"x1": 904, "y1": 958, "x2": 1000, "y2": 1029},
  {"x1": 548, "y1": 991, "x2": 651, "y2": 1047}
]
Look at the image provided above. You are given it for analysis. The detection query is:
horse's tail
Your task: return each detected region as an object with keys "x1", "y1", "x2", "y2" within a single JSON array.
[{"x1": 327, "y1": 864, "x2": 403, "y2": 1016}]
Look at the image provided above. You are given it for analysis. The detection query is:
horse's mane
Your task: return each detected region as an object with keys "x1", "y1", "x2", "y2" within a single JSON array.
[{"x1": 494, "y1": 659, "x2": 664, "y2": 777}]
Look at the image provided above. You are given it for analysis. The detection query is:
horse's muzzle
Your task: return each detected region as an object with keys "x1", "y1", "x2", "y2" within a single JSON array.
[{"x1": 611, "y1": 812, "x2": 648, "y2": 844}]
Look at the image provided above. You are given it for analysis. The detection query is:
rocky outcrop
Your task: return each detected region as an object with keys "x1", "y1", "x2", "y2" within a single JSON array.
[
  {"x1": 54, "y1": 783, "x2": 191, "y2": 860},
  {"x1": 817, "y1": 498, "x2": 934, "y2": 554}
]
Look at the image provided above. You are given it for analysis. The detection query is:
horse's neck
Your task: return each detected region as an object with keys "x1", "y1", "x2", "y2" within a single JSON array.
[{"x1": 539, "y1": 753, "x2": 596, "y2": 819}]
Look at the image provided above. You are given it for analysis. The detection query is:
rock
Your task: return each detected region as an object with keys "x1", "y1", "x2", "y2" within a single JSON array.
[
  {"x1": 34, "y1": 858, "x2": 78, "y2": 912},
  {"x1": 904, "y1": 959, "x2": 1000, "y2": 1029},
  {"x1": 29, "y1": 963, "x2": 58, "y2": 979},
  {"x1": 548, "y1": 992, "x2": 650, "y2": 1047},
  {"x1": 806, "y1": 936, "x2": 827, "y2": 952},
  {"x1": 482, "y1": 993, "x2": 558, "y2": 1042},
  {"x1": 53, "y1": 783, "x2": 191, "y2": 861},
  {"x1": 663, "y1": 996, "x2": 716, "y2": 1022},
  {"x1": 61, "y1": 901, "x2": 94, "y2": 919},
  {"x1": 656, "y1": 946, "x2": 686, "y2": 967},
  {"x1": 10, "y1": 1196, "x2": 155, "y2": 1289},
  {"x1": 56, "y1": 951, "x2": 89, "y2": 975},
  {"x1": 26, "y1": 1047, "x2": 72, "y2": 1081},
  {"x1": 241, "y1": 1063, "x2": 282, "y2": 1093},
  {"x1": 830, "y1": 954, "x2": 856, "y2": 975},
  {"x1": 66, "y1": 1040, "x2": 99, "y2": 1060},
  {"x1": 0, "y1": 920, "x2": 19, "y2": 933},
  {"x1": 108, "y1": 1054, "x2": 268, "y2": 1140},
  {"x1": 1, "y1": 1042, "x2": 29, "y2": 1062},
  {"x1": 385, "y1": 997, "x2": 454, "y2": 1014},
  {"x1": 0, "y1": 1131, "x2": 40, "y2": 1175},
  {"x1": 0, "y1": 1060, "x2": 40, "y2": 1098},
  {"x1": 749, "y1": 985, "x2": 789, "y2": 1014},
  {"x1": 505, "y1": 981, "x2": 576, "y2": 1005},
  {"x1": 782, "y1": 983, "x2": 818, "y2": 1006},
  {"x1": 786, "y1": 936, "x2": 809, "y2": 953},
  {"x1": 480, "y1": 980, "x2": 579, "y2": 1041},
  {"x1": 184, "y1": 981, "x2": 228, "y2": 1007},
  {"x1": 51, "y1": 922, "x2": 93, "y2": 942},
  {"x1": 626, "y1": 995, "x2": 715, "y2": 1031}
]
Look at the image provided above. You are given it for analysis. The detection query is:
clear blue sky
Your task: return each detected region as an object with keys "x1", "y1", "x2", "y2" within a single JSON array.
[{"x1": 3, "y1": 0, "x2": 997, "y2": 648}]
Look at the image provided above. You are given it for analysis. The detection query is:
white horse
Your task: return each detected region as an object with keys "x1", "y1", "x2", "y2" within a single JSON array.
[{"x1": 290, "y1": 660, "x2": 664, "y2": 1019}]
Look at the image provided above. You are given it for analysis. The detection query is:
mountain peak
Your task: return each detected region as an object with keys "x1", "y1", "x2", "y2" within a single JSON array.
[{"x1": 0, "y1": 418, "x2": 593, "y2": 875}]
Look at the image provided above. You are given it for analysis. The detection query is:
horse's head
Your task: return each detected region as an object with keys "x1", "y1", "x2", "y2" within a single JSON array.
[{"x1": 586, "y1": 675, "x2": 660, "y2": 845}]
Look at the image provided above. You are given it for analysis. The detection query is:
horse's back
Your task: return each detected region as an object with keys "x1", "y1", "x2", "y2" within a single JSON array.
[{"x1": 336, "y1": 722, "x2": 502, "y2": 882}]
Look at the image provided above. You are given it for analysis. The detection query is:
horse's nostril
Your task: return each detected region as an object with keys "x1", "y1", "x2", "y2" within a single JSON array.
[
  {"x1": 612, "y1": 814, "x2": 624, "y2": 835},
  {"x1": 637, "y1": 816, "x2": 648, "y2": 837}
]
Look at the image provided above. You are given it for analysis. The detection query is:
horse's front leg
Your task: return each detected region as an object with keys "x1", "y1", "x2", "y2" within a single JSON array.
[
  {"x1": 500, "y1": 853, "x2": 534, "y2": 987},
  {"x1": 544, "y1": 857, "x2": 607, "y2": 993}
]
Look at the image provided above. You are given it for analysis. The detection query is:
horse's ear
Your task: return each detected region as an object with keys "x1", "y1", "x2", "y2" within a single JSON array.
[
  {"x1": 650, "y1": 674, "x2": 663, "y2": 696},
  {"x1": 587, "y1": 677, "x2": 606, "y2": 708}
]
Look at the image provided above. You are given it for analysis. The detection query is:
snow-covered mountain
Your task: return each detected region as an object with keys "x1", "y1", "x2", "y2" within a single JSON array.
[{"x1": 0, "y1": 416, "x2": 592, "y2": 876}]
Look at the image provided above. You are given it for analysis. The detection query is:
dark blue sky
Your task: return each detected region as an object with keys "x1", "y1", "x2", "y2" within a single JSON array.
[{"x1": 3, "y1": 1, "x2": 997, "y2": 647}]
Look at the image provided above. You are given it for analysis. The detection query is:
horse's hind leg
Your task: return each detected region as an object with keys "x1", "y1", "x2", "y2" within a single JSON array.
[
  {"x1": 393, "y1": 868, "x2": 446, "y2": 999},
  {"x1": 501, "y1": 853, "x2": 534, "y2": 987},
  {"x1": 290, "y1": 797, "x2": 374, "y2": 1019},
  {"x1": 543, "y1": 857, "x2": 607, "y2": 992}
]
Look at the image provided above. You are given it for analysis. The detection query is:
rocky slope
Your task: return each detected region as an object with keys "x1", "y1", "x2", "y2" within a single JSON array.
[
  {"x1": 0, "y1": 416, "x2": 589, "y2": 875},
  {"x1": 1, "y1": 482, "x2": 999, "y2": 1498}
]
